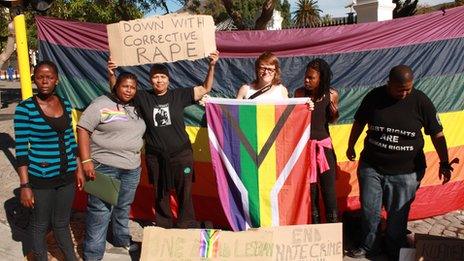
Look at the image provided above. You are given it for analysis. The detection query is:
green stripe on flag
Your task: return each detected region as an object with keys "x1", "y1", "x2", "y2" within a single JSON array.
[
  {"x1": 239, "y1": 104, "x2": 260, "y2": 227},
  {"x1": 336, "y1": 72, "x2": 464, "y2": 124}
]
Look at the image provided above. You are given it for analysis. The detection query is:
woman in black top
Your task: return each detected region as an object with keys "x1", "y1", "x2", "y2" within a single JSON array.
[
  {"x1": 294, "y1": 58, "x2": 339, "y2": 223},
  {"x1": 107, "y1": 52, "x2": 219, "y2": 228}
]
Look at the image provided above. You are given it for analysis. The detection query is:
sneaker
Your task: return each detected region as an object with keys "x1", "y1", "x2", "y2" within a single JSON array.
[
  {"x1": 123, "y1": 242, "x2": 140, "y2": 252},
  {"x1": 347, "y1": 248, "x2": 367, "y2": 259}
]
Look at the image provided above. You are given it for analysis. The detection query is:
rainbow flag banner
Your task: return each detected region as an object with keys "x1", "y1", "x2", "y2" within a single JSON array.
[
  {"x1": 206, "y1": 98, "x2": 312, "y2": 231},
  {"x1": 36, "y1": 7, "x2": 464, "y2": 227},
  {"x1": 199, "y1": 229, "x2": 220, "y2": 258}
]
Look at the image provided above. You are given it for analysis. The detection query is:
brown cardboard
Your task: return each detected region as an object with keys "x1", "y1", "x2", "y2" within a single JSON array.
[
  {"x1": 266, "y1": 223, "x2": 343, "y2": 261},
  {"x1": 415, "y1": 236, "x2": 464, "y2": 261},
  {"x1": 140, "y1": 223, "x2": 343, "y2": 261},
  {"x1": 107, "y1": 13, "x2": 216, "y2": 66}
]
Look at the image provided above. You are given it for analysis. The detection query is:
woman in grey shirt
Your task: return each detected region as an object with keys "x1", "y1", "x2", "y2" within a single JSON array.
[{"x1": 77, "y1": 72, "x2": 146, "y2": 260}]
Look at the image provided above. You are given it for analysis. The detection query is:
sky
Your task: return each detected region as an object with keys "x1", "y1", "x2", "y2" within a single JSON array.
[
  {"x1": 155, "y1": 0, "x2": 452, "y2": 17},
  {"x1": 315, "y1": 0, "x2": 451, "y2": 17}
]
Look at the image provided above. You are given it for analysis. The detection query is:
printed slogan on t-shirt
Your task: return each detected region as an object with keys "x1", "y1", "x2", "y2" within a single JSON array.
[
  {"x1": 368, "y1": 125, "x2": 417, "y2": 152},
  {"x1": 107, "y1": 14, "x2": 217, "y2": 66}
]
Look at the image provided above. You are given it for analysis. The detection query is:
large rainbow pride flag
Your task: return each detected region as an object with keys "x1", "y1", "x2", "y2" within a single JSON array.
[
  {"x1": 206, "y1": 98, "x2": 312, "y2": 231},
  {"x1": 36, "y1": 6, "x2": 464, "y2": 228}
]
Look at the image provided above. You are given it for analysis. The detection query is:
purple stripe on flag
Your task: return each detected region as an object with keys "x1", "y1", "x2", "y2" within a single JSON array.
[
  {"x1": 219, "y1": 104, "x2": 248, "y2": 230},
  {"x1": 36, "y1": 16, "x2": 108, "y2": 51},
  {"x1": 206, "y1": 104, "x2": 246, "y2": 231},
  {"x1": 37, "y1": 6, "x2": 464, "y2": 57},
  {"x1": 221, "y1": 105, "x2": 241, "y2": 177},
  {"x1": 207, "y1": 103, "x2": 241, "y2": 230},
  {"x1": 216, "y1": 6, "x2": 464, "y2": 57}
]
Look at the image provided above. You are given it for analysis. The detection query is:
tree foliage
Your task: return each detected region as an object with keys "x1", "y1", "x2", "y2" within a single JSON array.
[
  {"x1": 0, "y1": 0, "x2": 299, "y2": 52},
  {"x1": 277, "y1": 0, "x2": 292, "y2": 29},
  {"x1": 292, "y1": 0, "x2": 321, "y2": 28},
  {"x1": 155, "y1": 0, "x2": 283, "y2": 30},
  {"x1": 393, "y1": 0, "x2": 418, "y2": 18},
  {"x1": 0, "y1": 0, "x2": 160, "y2": 51}
]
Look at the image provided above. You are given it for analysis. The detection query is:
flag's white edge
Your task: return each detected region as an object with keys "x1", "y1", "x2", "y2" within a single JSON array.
[
  {"x1": 207, "y1": 123, "x2": 253, "y2": 230},
  {"x1": 270, "y1": 123, "x2": 312, "y2": 226}
]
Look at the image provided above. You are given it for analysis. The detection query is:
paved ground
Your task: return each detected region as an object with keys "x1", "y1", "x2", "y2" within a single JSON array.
[{"x1": 1, "y1": 81, "x2": 463, "y2": 260}]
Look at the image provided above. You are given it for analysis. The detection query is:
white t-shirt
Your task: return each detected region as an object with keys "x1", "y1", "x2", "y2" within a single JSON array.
[{"x1": 244, "y1": 84, "x2": 287, "y2": 100}]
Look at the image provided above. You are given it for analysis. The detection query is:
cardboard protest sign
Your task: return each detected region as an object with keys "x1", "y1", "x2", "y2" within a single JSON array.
[
  {"x1": 140, "y1": 223, "x2": 343, "y2": 261},
  {"x1": 107, "y1": 13, "x2": 216, "y2": 66},
  {"x1": 399, "y1": 248, "x2": 416, "y2": 261},
  {"x1": 269, "y1": 224, "x2": 343, "y2": 261},
  {"x1": 415, "y1": 234, "x2": 464, "y2": 261}
]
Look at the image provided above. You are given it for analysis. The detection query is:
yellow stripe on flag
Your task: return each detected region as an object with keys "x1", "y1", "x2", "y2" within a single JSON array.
[
  {"x1": 256, "y1": 105, "x2": 276, "y2": 227},
  {"x1": 187, "y1": 126, "x2": 212, "y2": 162}
]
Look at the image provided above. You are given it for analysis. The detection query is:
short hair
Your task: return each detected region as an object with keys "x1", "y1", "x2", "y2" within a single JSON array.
[
  {"x1": 306, "y1": 58, "x2": 333, "y2": 99},
  {"x1": 34, "y1": 60, "x2": 58, "y2": 76},
  {"x1": 389, "y1": 65, "x2": 414, "y2": 83},
  {"x1": 149, "y1": 64, "x2": 170, "y2": 79},
  {"x1": 253, "y1": 51, "x2": 282, "y2": 85},
  {"x1": 112, "y1": 72, "x2": 138, "y2": 94}
]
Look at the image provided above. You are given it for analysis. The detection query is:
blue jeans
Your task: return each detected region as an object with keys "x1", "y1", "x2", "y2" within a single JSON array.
[
  {"x1": 83, "y1": 162, "x2": 141, "y2": 261},
  {"x1": 358, "y1": 161, "x2": 420, "y2": 258}
]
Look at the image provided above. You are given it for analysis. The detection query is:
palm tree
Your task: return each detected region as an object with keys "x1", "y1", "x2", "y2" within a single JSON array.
[{"x1": 292, "y1": 0, "x2": 321, "y2": 28}]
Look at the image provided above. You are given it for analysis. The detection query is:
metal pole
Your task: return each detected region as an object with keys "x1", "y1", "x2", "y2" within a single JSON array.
[{"x1": 13, "y1": 14, "x2": 32, "y2": 100}]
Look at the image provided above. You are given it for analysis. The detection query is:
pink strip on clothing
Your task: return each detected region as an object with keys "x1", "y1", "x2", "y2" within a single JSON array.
[{"x1": 309, "y1": 137, "x2": 333, "y2": 183}]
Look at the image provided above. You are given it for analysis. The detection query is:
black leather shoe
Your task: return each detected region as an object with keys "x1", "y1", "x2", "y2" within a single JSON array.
[{"x1": 347, "y1": 248, "x2": 367, "y2": 259}]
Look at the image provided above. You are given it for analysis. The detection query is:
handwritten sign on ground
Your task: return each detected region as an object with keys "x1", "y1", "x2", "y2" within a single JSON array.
[
  {"x1": 415, "y1": 234, "x2": 464, "y2": 261},
  {"x1": 107, "y1": 14, "x2": 216, "y2": 66},
  {"x1": 399, "y1": 248, "x2": 416, "y2": 261},
  {"x1": 140, "y1": 223, "x2": 342, "y2": 261}
]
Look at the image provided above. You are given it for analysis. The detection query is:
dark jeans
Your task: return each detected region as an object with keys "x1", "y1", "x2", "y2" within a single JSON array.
[
  {"x1": 311, "y1": 147, "x2": 338, "y2": 223},
  {"x1": 83, "y1": 162, "x2": 141, "y2": 261},
  {"x1": 358, "y1": 161, "x2": 420, "y2": 259},
  {"x1": 31, "y1": 182, "x2": 76, "y2": 261},
  {"x1": 146, "y1": 149, "x2": 196, "y2": 228}
]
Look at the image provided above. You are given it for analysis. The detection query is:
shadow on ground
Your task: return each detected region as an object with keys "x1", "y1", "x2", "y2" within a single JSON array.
[
  {"x1": 4, "y1": 188, "x2": 33, "y2": 258},
  {"x1": 4, "y1": 189, "x2": 143, "y2": 260},
  {"x1": 0, "y1": 88, "x2": 21, "y2": 109},
  {"x1": 0, "y1": 132, "x2": 15, "y2": 168}
]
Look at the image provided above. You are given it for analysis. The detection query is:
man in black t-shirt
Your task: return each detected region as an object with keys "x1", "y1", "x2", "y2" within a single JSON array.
[
  {"x1": 108, "y1": 52, "x2": 219, "y2": 228},
  {"x1": 346, "y1": 65, "x2": 455, "y2": 260}
]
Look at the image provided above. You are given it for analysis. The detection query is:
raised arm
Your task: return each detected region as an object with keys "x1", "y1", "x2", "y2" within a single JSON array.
[
  {"x1": 194, "y1": 51, "x2": 219, "y2": 101},
  {"x1": 346, "y1": 120, "x2": 366, "y2": 161},
  {"x1": 108, "y1": 56, "x2": 117, "y2": 90}
]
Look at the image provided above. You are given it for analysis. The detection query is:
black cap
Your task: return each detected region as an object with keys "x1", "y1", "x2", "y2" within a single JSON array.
[{"x1": 150, "y1": 64, "x2": 170, "y2": 78}]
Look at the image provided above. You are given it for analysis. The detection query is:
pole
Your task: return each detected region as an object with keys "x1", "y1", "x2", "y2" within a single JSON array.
[{"x1": 13, "y1": 14, "x2": 32, "y2": 100}]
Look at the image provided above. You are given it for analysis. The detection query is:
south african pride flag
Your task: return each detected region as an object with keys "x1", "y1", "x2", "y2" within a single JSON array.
[{"x1": 206, "y1": 98, "x2": 312, "y2": 231}]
